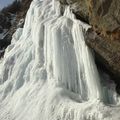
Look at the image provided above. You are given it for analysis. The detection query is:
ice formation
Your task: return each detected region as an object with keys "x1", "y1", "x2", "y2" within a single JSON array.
[{"x1": 0, "y1": 0, "x2": 120, "y2": 120}]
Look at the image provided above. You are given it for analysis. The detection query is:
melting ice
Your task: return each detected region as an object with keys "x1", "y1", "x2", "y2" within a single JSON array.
[{"x1": 0, "y1": 0, "x2": 120, "y2": 120}]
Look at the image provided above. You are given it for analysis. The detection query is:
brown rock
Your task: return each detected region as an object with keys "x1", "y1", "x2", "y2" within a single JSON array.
[
  {"x1": 60, "y1": 0, "x2": 120, "y2": 41},
  {"x1": 60, "y1": 0, "x2": 120, "y2": 86},
  {"x1": 86, "y1": 29, "x2": 120, "y2": 83}
]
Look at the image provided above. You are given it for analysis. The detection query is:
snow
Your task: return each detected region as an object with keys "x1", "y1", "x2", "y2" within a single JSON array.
[{"x1": 0, "y1": 0, "x2": 120, "y2": 120}]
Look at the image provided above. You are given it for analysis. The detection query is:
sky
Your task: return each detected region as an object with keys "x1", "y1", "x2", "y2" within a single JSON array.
[{"x1": 0, "y1": 0, "x2": 15, "y2": 10}]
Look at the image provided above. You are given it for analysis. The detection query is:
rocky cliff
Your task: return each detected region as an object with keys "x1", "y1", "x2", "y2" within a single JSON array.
[{"x1": 60, "y1": 0, "x2": 120, "y2": 86}]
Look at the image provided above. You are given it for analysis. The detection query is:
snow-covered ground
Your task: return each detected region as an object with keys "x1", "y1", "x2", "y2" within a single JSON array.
[{"x1": 0, "y1": 0, "x2": 120, "y2": 120}]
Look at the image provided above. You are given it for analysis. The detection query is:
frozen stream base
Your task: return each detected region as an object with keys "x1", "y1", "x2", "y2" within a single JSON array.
[{"x1": 0, "y1": 0, "x2": 120, "y2": 120}]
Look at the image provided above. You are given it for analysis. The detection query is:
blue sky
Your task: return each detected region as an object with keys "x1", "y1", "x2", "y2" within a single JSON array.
[{"x1": 0, "y1": 0, "x2": 15, "y2": 9}]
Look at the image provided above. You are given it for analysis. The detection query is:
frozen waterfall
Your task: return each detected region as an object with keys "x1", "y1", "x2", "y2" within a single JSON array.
[{"x1": 0, "y1": 0, "x2": 120, "y2": 120}]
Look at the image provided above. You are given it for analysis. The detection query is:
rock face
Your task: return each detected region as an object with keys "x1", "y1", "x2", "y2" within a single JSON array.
[
  {"x1": 60, "y1": 0, "x2": 120, "y2": 83},
  {"x1": 0, "y1": 13, "x2": 11, "y2": 29},
  {"x1": 60, "y1": 0, "x2": 120, "y2": 40},
  {"x1": 86, "y1": 29, "x2": 120, "y2": 82}
]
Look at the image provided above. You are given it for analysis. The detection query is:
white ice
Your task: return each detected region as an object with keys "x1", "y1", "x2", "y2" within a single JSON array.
[{"x1": 0, "y1": 0, "x2": 120, "y2": 120}]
